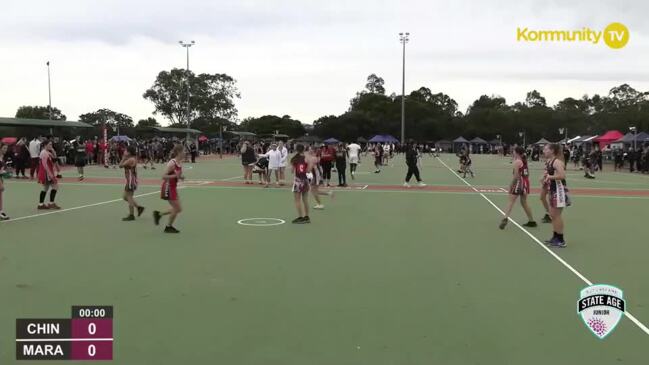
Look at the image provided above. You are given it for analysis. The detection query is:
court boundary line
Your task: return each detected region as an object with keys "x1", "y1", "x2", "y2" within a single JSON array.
[
  {"x1": 0, "y1": 190, "x2": 162, "y2": 225},
  {"x1": 435, "y1": 156, "x2": 649, "y2": 336}
]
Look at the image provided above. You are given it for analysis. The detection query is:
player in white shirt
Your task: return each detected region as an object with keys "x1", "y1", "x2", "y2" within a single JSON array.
[
  {"x1": 259, "y1": 144, "x2": 283, "y2": 186},
  {"x1": 347, "y1": 142, "x2": 361, "y2": 180},
  {"x1": 277, "y1": 141, "x2": 288, "y2": 186},
  {"x1": 28, "y1": 136, "x2": 42, "y2": 179}
]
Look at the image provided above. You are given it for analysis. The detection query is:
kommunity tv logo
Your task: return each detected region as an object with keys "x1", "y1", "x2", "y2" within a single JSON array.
[{"x1": 517, "y1": 22, "x2": 629, "y2": 49}]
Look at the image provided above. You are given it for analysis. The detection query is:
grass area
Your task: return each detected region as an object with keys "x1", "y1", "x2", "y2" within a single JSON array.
[{"x1": 0, "y1": 153, "x2": 647, "y2": 364}]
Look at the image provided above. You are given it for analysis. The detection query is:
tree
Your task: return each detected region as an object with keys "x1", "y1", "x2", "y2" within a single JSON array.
[
  {"x1": 365, "y1": 74, "x2": 385, "y2": 94},
  {"x1": 136, "y1": 117, "x2": 160, "y2": 128},
  {"x1": 143, "y1": 68, "x2": 240, "y2": 126},
  {"x1": 525, "y1": 90, "x2": 547, "y2": 108},
  {"x1": 239, "y1": 115, "x2": 305, "y2": 138},
  {"x1": 15, "y1": 105, "x2": 66, "y2": 120},
  {"x1": 79, "y1": 109, "x2": 133, "y2": 129}
]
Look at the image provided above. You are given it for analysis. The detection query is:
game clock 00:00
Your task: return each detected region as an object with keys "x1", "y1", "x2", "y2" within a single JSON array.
[{"x1": 16, "y1": 306, "x2": 113, "y2": 361}]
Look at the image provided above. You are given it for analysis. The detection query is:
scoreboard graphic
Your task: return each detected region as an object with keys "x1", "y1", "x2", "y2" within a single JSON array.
[{"x1": 16, "y1": 306, "x2": 113, "y2": 361}]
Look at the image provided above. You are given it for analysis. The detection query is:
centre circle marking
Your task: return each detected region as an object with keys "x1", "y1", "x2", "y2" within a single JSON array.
[{"x1": 237, "y1": 218, "x2": 286, "y2": 226}]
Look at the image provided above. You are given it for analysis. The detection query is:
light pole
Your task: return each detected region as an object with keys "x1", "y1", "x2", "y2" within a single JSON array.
[
  {"x1": 630, "y1": 126, "x2": 637, "y2": 151},
  {"x1": 46, "y1": 61, "x2": 52, "y2": 120},
  {"x1": 399, "y1": 32, "x2": 410, "y2": 144},
  {"x1": 179, "y1": 40, "x2": 196, "y2": 139},
  {"x1": 519, "y1": 131, "x2": 526, "y2": 148}
]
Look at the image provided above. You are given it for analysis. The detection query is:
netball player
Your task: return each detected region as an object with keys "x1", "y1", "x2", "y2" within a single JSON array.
[
  {"x1": 73, "y1": 136, "x2": 86, "y2": 181},
  {"x1": 119, "y1": 146, "x2": 145, "y2": 221},
  {"x1": 153, "y1": 145, "x2": 184, "y2": 233},
  {"x1": 373, "y1": 144, "x2": 383, "y2": 173},
  {"x1": 36, "y1": 140, "x2": 61, "y2": 210},
  {"x1": 277, "y1": 141, "x2": 288, "y2": 185},
  {"x1": 543, "y1": 143, "x2": 570, "y2": 247},
  {"x1": 499, "y1": 146, "x2": 537, "y2": 229},
  {"x1": 291, "y1": 144, "x2": 312, "y2": 223},
  {"x1": 459, "y1": 151, "x2": 474, "y2": 178},
  {"x1": 306, "y1": 146, "x2": 334, "y2": 210},
  {"x1": 347, "y1": 142, "x2": 361, "y2": 179},
  {"x1": 0, "y1": 143, "x2": 9, "y2": 220},
  {"x1": 539, "y1": 155, "x2": 552, "y2": 223}
]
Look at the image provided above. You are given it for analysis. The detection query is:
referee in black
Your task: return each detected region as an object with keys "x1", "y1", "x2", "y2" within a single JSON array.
[{"x1": 404, "y1": 140, "x2": 426, "y2": 188}]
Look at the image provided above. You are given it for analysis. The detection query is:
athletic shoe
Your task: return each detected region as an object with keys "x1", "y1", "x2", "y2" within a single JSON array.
[
  {"x1": 153, "y1": 211, "x2": 161, "y2": 226},
  {"x1": 541, "y1": 214, "x2": 552, "y2": 223},
  {"x1": 137, "y1": 206, "x2": 145, "y2": 217},
  {"x1": 418, "y1": 182, "x2": 426, "y2": 187},
  {"x1": 522, "y1": 221, "x2": 538, "y2": 228},
  {"x1": 79, "y1": 176, "x2": 84, "y2": 181},
  {"x1": 403, "y1": 182, "x2": 411, "y2": 188},
  {"x1": 0, "y1": 212, "x2": 9, "y2": 221},
  {"x1": 164, "y1": 226, "x2": 180, "y2": 233},
  {"x1": 544, "y1": 237, "x2": 559, "y2": 245},
  {"x1": 48, "y1": 203, "x2": 61, "y2": 210},
  {"x1": 314, "y1": 204, "x2": 325, "y2": 210},
  {"x1": 122, "y1": 215, "x2": 135, "y2": 222},
  {"x1": 37, "y1": 204, "x2": 49, "y2": 210},
  {"x1": 302, "y1": 216, "x2": 311, "y2": 224},
  {"x1": 291, "y1": 217, "x2": 304, "y2": 224},
  {"x1": 499, "y1": 218, "x2": 508, "y2": 230},
  {"x1": 548, "y1": 238, "x2": 567, "y2": 248}
]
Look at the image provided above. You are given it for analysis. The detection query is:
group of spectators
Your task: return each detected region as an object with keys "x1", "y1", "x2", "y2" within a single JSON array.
[{"x1": 0, "y1": 135, "x2": 202, "y2": 179}]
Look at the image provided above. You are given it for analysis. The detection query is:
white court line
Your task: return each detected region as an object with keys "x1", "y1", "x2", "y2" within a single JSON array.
[
  {"x1": 16, "y1": 338, "x2": 113, "y2": 342},
  {"x1": 220, "y1": 175, "x2": 242, "y2": 181},
  {"x1": 0, "y1": 189, "x2": 163, "y2": 225},
  {"x1": 435, "y1": 156, "x2": 649, "y2": 336}
]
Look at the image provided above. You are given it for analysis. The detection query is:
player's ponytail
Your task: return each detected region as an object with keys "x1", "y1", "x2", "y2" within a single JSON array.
[
  {"x1": 548, "y1": 143, "x2": 563, "y2": 160},
  {"x1": 170, "y1": 144, "x2": 184, "y2": 159},
  {"x1": 290, "y1": 144, "x2": 305, "y2": 165},
  {"x1": 514, "y1": 146, "x2": 527, "y2": 163}
]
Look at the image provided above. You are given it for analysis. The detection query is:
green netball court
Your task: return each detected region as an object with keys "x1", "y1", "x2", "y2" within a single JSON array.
[{"x1": 1, "y1": 154, "x2": 647, "y2": 364}]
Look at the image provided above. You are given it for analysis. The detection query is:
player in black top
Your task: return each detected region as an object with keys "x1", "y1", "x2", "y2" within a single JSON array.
[
  {"x1": 543, "y1": 143, "x2": 570, "y2": 248},
  {"x1": 72, "y1": 137, "x2": 86, "y2": 181}
]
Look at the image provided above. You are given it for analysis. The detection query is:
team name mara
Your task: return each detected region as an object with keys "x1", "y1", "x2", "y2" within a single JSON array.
[
  {"x1": 22, "y1": 344, "x2": 64, "y2": 356},
  {"x1": 517, "y1": 27, "x2": 602, "y2": 44}
]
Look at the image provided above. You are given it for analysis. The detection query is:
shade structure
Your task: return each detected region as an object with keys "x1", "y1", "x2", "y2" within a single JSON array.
[
  {"x1": 594, "y1": 130, "x2": 624, "y2": 147},
  {"x1": 323, "y1": 138, "x2": 340, "y2": 144},
  {"x1": 293, "y1": 135, "x2": 322, "y2": 143},
  {"x1": 613, "y1": 132, "x2": 649, "y2": 144},
  {"x1": 152, "y1": 127, "x2": 202, "y2": 135},
  {"x1": 110, "y1": 135, "x2": 132, "y2": 142},
  {"x1": 0, "y1": 117, "x2": 92, "y2": 129},
  {"x1": 488, "y1": 139, "x2": 501, "y2": 145},
  {"x1": 534, "y1": 138, "x2": 552, "y2": 145},
  {"x1": 356, "y1": 137, "x2": 368, "y2": 143},
  {"x1": 470, "y1": 137, "x2": 488, "y2": 144},
  {"x1": 368, "y1": 134, "x2": 399, "y2": 143},
  {"x1": 453, "y1": 136, "x2": 469, "y2": 143}
]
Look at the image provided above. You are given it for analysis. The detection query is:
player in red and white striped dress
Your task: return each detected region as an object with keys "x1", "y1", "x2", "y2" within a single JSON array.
[
  {"x1": 499, "y1": 146, "x2": 536, "y2": 230},
  {"x1": 36, "y1": 140, "x2": 61, "y2": 210},
  {"x1": 119, "y1": 146, "x2": 145, "y2": 221},
  {"x1": 153, "y1": 145, "x2": 184, "y2": 233}
]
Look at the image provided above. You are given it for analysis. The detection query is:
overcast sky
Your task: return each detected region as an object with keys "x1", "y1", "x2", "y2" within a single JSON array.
[{"x1": 1, "y1": 0, "x2": 648, "y2": 125}]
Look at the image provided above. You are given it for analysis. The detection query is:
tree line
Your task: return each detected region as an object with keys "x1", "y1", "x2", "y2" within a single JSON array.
[{"x1": 13, "y1": 71, "x2": 649, "y2": 143}]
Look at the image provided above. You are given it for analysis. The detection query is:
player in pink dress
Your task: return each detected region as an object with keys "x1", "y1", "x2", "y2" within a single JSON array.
[
  {"x1": 119, "y1": 146, "x2": 145, "y2": 221},
  {"x1": 153, "y1": 145, "x2": 184, "y2": 233},
  {"x1": 37, "y1": 140, "x2": 61, "y2": 210},
  {"x1": 499, "y1": 146, "x2": 536, "y2": 230}
]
